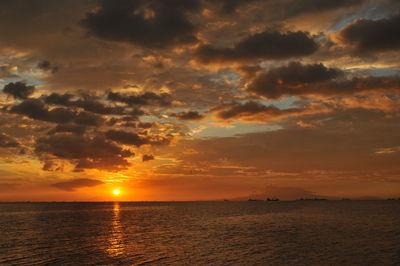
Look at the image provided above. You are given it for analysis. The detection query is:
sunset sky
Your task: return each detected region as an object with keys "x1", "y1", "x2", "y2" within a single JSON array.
[{"x1": 0, "y1": 0, "x2": 400, "y2": 201}]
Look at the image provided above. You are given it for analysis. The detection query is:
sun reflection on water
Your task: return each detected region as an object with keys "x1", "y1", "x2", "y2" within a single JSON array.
[{"x1": 107, "y1": 202, "x2": 125, "y2": 257}]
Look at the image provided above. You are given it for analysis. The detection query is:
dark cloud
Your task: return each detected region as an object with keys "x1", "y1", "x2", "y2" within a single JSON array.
[
  {"x1": 74, "y1": 98, "x2": 126, "y2": 115},
  {"x1": 105, "y1": 130, "x2": 172, "y2": 147},
  {"x1": 43, "y1": 93, "x2": 130, "y2": 116},
  {"x1": 36, "y1": 134, "x2": 133, "y2": 171},
  {"x1": 37, "y1": 60, "x2": 59, "y2": 73},
  {"x1": 0, "y1": 0, "x2": 95, "y2": 53},
  {"x1": 10, "y1": 99, "x2": 103, "y2": 126},
  {"x1": 74, "y1": 111, "x2": 104, "y2": 126},
  {"x1": 212, "y1": 101, "x2": 323, "y2": 121},
  {"x1": 245, "y1": 62, "x2": 400, "y2": 99},
  {"x1": 105, "y1": 130, "x2": 149, "y2": 147},
  {"x1": 81, "y1": 0, "x2": 200, "y2": 49},
  {"x1": 109, "y1": 115, "x2": 157, "y2": 129},
  {"x1": 52, "y1": 178, "x2": 104, "y2": 191},
  {"x1": 0, "y1": 133, "x2": 20, "y2": 148},
  {"x1": 264, "y1": 0, "x2": 363, "y2": 20},
  {"x1": 214, "y1": 101, "x2": 284, "y2": 120},
  {"x1": 207, "y1": 0, "x2": 363, "y2": 17},
  {"x1": 247, "y1": 62, "x2": 342, "y2": 98},
  {"x1": 47, "y1": 124, "x2": 87, "y2": 136},
  {"x1": 10, "y1": 99, "x2": 75, "y2": 123},
  {"x1": 194, "y1": 30, "x2": 318, "y2": 64},
  {"x1": 117, "y1": 120, "x2": 154, "y2": 128},
  {"x1": 43, "y1": 93, "x2": 74, "y2": 106},
  {"x1": 171, "y1": 111, "x2": 204, "y2": 121},
  {"x1": 107, "y1": 91, "x2": 172, "y2": 106},
  {"x1": 3, "y1": 82, "x2": 35, "y2": 99},
  {"x1": 339, "y1": 14, "x2": 400, "y2": 55},
  {"x1": 208, "y1": 0, "x2": 257, "y2": 14},
  {"x1": 142, "y1": 154, "x2": 154, "y2": 162}
]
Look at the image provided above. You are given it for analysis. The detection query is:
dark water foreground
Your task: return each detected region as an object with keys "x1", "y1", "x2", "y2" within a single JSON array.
[{"x1": 1, "y1": 201, "x2": 399, "y2": 265}]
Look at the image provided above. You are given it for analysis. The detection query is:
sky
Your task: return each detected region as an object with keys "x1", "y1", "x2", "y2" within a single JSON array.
[{"x1": 0, "y1": 0, "x2": 400, "y2": 201}]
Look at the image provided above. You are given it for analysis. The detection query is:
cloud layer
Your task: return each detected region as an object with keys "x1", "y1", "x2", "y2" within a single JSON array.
[{"x1": 0, "y1": 0, "x2": 399, "y2": 200}]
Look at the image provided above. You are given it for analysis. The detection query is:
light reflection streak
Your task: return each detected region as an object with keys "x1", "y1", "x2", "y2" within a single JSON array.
[{"x1": 106, "y1": 202, "x2": 125, "y2": 257}]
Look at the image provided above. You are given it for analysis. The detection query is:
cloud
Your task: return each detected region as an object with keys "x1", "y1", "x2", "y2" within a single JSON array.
[
  {"x1": 210, "y1": 0, "x2": 257, "y2": 14},
  {"x1": 3, "y1": 82, "x2": 35, "y2": 99},
  {"x1": 36, "y1": 134, "x2": 133, "y2": 171},
  {"x1": 0, "y1": 65, "x2": 19, "y2": 79},
  {"x1": 105, "y1": 130, "x2": 150, "y2": 147},
  {"x1": 207, "y1": 0, "x2": 363, "y2": 18},
  {"x1": 81, "y1": 0, "x2": 200, "y2": 49},
  {"x1": 9, "y1": 99, "x2": 103, "y2": 126},
  {"x1": 160, "y1": 109, "x2": 400, "y2": 178},
  {"x1": 37, "y1": 60, "x2": 59, "y2": 73},
  {"x1": 194, "y1": 30, "x2": 318, "y2": 65},
  {"x1": 47, "y1": 124, "x2": 87, "y2": 136},
  {"x1": 213, "y1": 101, "x2": 288, "y2": 120},
  {"x1": 0, "y1": 0, "x2": 94, "y2": 51},
  {"x1": 376, "y1": 146, "x2": 400, "y2": 155},
  {"x1": 262, "y1": 0, "x2": 364, "y2": 20},
  {"x1": 135, "y1": 121, "x2": 154, "y2": 128},
  {"x1": 43, "y1": 93, "x2": 128, "y2": 115},
  {"x1": 107, "y1": 91, "x2": 172, "y2": 106},
  {"x1": 73, "y1": 111, "x2": 104, "y2": 126},
  {"x1": 142, "y1": 154, "x2": 154, "y2": 162},
  {"x1": 10, "y1": 99, "x2": 75, "y2": 123},
  {"x1": 245, "y1": 62, "x2": 400, "y2": 99},
  {"x1": 74, "y1": 98, "x2": 126, "y2": 115},
  {"x1": 246, "y1": 62, "x2": 342, "y2": 98},
  {"x1": 4, "y1": 90, "x2": 173, "y2": 173},
  {"x1": 0, "y1": 0, "x2": 399, "y2": 201},
  {"x1": 212, "y1": 101, "x2": 329, "y2": 122},
  {"x1": 338, "y1": 13, "x2": 400, "y2": 55},
  {"x1": 171, "y1": 111, "x2": 204, "y2": 121},
  {"x1": 105, "y1": 130, "x2": 172, "y2": 147},
  {"x1": 41, "y1": 160, "x2": 62, "y2": 171},
  {"x1": 52, "y1": 178, "x2": 104, "y2": 191},
  {"x1": 108, "y1": 117, "x2": 152, "y2": 128},
  {"x1": 296, "y1": 120, "x2": 315, "y2": 128},
  {"x1": 0, "y1": 133, "x2": 20, "y2": 148},
  {"x1": 324, "y1": 94, "x2": 400, "y2": 113},
  {"x1": 43, "y1": 93, "x2": 74, "y2": 106}
]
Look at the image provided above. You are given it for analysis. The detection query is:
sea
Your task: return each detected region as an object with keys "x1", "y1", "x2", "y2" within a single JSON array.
[{"x1": 0, "y1": 201, "x2": 399, "y2": 265}]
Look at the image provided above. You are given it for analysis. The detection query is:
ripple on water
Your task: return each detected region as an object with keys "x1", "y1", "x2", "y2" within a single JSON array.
[{"x1": 0, "y1": 201, "x2": 400, "y2": 265}]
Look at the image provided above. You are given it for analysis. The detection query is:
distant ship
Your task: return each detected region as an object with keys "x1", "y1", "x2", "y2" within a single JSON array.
[
  {"x1": 266, "y1": 198, "x2": 280, "y2": 201},
  {"x1": 247, "y1": 198, "x2": 280, "y2": 202},
  {"x1": 297, "y1": 198, "x2": 327, "y2": 201}
]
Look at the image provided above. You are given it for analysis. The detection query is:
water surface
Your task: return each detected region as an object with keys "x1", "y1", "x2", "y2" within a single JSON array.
[{"x1": 1, "y1": 201, "x2": 399, "y2": 265}]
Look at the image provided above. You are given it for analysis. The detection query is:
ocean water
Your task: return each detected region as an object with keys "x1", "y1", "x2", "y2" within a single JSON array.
[{"x1": 0, "y1": 201, "x2": 399, "y2": 265}]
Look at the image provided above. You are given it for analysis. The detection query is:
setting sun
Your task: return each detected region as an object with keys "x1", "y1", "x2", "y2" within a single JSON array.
[{"x1": 113, "y1": 189, "x2": 121, "y2": 196}]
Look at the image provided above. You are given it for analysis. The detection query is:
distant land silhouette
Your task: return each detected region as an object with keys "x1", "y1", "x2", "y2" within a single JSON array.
[{"x1": 227, "y1": 186, "x2": 389, "y2": 201}]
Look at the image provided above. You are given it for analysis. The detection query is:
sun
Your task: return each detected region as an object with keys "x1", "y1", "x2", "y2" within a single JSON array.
[{"x1": 113, "y1": 189, "x2": 121, "y2": 196}]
